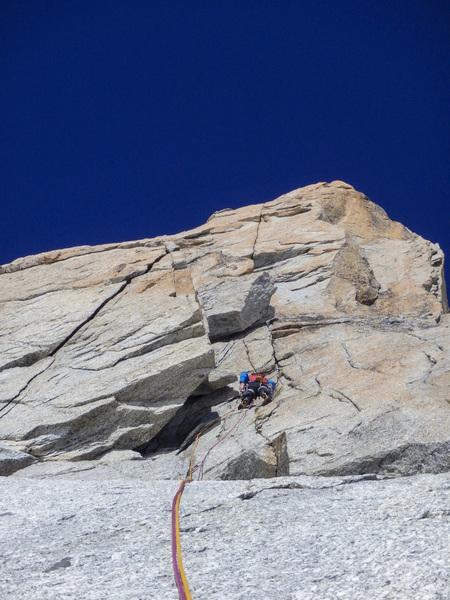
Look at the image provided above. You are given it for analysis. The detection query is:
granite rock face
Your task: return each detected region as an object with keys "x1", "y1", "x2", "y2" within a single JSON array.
[
  {"x1": 1, "y1": 472, "x2": 449, "y2": 600},
  {"x1": 0, "y1": 181, "x2": 448, "y2": 477}
]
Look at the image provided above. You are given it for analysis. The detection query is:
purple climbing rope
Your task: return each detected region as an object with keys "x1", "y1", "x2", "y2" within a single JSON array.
[
  {"x1": 171, "y1": 402, "x2": 252, "y2": 598},
  {"x1": 171, "y1": 480, "x2": 188, "y2": 600}
]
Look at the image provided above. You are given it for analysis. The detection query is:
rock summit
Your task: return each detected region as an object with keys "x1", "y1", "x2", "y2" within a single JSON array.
[{"x1": 1, "y1": 181, "x2": 448, "y2": 479}]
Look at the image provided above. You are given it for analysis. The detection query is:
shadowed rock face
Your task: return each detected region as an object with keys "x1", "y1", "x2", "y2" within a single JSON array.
[{"x1": 0, "y1": 181, "x2": 449, "y2": 478}]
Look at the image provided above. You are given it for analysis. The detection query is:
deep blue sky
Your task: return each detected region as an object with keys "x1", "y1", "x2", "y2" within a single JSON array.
[{"x1": 1, "y1": 1, "x2": 449, "y2": 284}]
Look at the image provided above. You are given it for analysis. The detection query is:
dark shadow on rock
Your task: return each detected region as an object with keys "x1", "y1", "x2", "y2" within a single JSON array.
[
  {"x1": 46, "y1": 557, "x2": 72, "y2": 572},
  {"x1": 315, "y1": 441, "x2": 450, "y2": 477},
  {"x1": 135, "y1": 386, "x2": 238, "y2": 456}
]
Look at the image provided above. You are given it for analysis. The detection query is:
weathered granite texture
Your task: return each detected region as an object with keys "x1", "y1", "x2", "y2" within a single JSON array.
[
  {"x1": 1, "y1": 471, "x2": 449, "y2": 599},
  {"x1": 0, "y1": 181, "x2": 448, "y2": 477}
]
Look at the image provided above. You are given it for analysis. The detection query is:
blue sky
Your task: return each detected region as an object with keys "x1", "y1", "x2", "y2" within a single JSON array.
[{"x1": 1, "y1": 1, "x2": 449, "y2": 284}]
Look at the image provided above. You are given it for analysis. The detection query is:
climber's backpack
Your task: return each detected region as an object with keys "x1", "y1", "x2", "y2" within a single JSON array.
[{"x1": 249, "y1": 373, "x2": 268, "y2": 384}]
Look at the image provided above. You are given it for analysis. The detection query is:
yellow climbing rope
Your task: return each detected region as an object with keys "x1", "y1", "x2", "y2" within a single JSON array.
[
  {"x1": 173, "y1": 478, "x2": 194, "y2": 600},
  {"x1": 171, "y1": 404, "x2": 244, "y2": 599}
]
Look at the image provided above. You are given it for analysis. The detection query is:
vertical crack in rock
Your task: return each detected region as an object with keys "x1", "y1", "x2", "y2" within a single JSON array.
[
  {"x1": 428, "y1": 246, "x2": 448, "y2": 313},
  {"x1": 266, "y1": 321, "x2": 289, "y2": 395},
  {"x1": 272, "y1": 431, "x2": 289, "y2": 476},
  {"x1": 49, "y1": 281, "x2": 130, "y2": 356},
  {"x1": 242, "y1": 339, "x2": 257, "y2": 372},
  {"x1": 250, "y1": 205, "x2": 265, "y2": 266},
  {"x1": 194, "y1": 287, "x2": 210, "y2": 339},
  {"x1": 49, "y1": 252, "x2": 167, "y2": 357},
  {"x1": 215, "y1": 341, "x2": 235, "y2": 367},
  {"x1": 163, "y1": 241, "x2": 197, "y2": 298},
  {"x1": 266, "y1": 323, "x2": 280, "y2": 381},
  {"x1": 0, "y1": 358, "x2": 55, "y2": 421},
  {"x1": 341, "y1": 343, "x2": 357, "y2": 369},
  {"x1": 255, "y1": 419, "x2": 289, "y2": 478},
  {"x1": 314, "y1": 375, "x2": 323, "y2": 394},
  {"x1": 164, "y1": 244, "x2": 177, "y2": 296}
]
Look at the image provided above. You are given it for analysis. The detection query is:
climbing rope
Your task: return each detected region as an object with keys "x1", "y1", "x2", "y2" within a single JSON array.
[
  {"x1": 195, "y1": 409, "x2": 249, "y2": 481},
  {"x1": 172, "y1": 478, "x2": 193, "y2": 600},
  {"x1": 171, "y1": 402, "x2": 252, "y2": 599}
]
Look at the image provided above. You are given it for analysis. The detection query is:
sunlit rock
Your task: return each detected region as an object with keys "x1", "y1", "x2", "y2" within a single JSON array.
[{"x1": 0, "y1": 181, "x2": 448, "y2": 476}]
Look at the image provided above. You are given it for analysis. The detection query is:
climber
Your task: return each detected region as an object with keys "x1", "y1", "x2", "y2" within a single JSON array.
[{"x1": 238, "y1": 371, "x2": 275, "y2": 408}]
